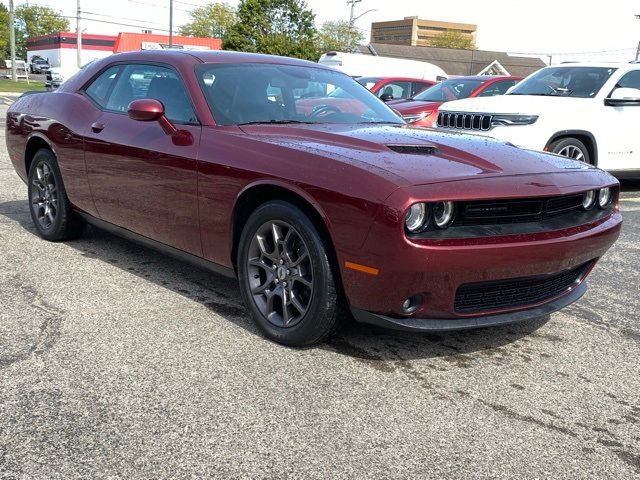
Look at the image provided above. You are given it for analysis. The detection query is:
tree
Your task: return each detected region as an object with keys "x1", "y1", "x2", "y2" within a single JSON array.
[
  {"x1": 14, "y1": 5, "x2": 69, "y2": 58},
  {"x1": 223, "y1": 0, "x2": 318, "y2": 61},
  {"x1": 0, "y1": 4, "x2": 10, "y2": 60},
  {"x1": 317, "y1": 20, "x2": 364, "y2": 54},
  {"x1": 179, "y1": 3, "x2": 236, "y2": 38},
  {"x1": 428, "y1": 30, "x2": 476, "y2": 50}
]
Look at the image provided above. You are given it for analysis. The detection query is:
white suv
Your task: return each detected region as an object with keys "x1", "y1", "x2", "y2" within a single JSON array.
[{"x1": 436, "y1": 63, "x2": 640, "y2": 177}]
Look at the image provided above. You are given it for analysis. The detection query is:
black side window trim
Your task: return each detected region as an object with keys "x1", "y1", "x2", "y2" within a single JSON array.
[{"x1": 80, "y1": 61, "x2": 201, "y2": 126}]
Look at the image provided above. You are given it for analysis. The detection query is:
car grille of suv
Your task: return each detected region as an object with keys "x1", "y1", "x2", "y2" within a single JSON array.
[
  {"x1": 437, "y1": 112, "x2": 493, "y2": 131},
  {"x1": 454, "y1": 262, "x2": 591, "y2": 313}
]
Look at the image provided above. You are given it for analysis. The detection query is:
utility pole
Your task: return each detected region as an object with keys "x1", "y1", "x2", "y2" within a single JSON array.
[
  {"x1": 636, "y1": 15, "x2": 640, "y2": 61},
  {"x1": 9, "y1": 0, "x2": 16, "y2": 81},
  {"x1": 77, "y1": 0, "x2": 82, "y2": 68},
  {"x1": 169, "y1": 0, "x2": 173, "y2": 47},
  {"x1": 347, "y1": 0, "x2": 362, "y2": 27}
]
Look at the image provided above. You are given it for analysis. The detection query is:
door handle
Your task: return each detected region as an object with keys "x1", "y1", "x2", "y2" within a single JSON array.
[{"x1": 91, "y1": 122, "x2": 105, "y2": 133}]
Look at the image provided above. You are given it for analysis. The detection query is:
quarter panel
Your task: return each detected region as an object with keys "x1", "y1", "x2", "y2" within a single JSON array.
[{"x1": 6, "y1": 92, "x2": 101, "y2": 216}]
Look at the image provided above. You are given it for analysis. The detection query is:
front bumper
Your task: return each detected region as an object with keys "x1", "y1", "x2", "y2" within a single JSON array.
[
  {"x1": 338, "y1": 171, "x2": 621, "y2": 324},
  {"x1": 351, "y1": 281, "x2": 586, "y2": 332}
]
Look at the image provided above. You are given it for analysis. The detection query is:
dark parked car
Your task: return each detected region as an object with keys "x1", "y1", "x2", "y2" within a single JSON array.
[
  {"x1": 356, "y1": 76, "x2": 435, "y2": 101},
  {"x1": 390, "y1": 75, "x2": 522, "y2": 127},
  {"x1": 29, "y1": 58, "x2": 50, "y2": 74},
  {"x1": 6, "y1": 51, "x2": 621, "y2": 346}
]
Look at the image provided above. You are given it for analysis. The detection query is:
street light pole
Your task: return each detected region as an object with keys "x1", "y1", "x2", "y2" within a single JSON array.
[
  {"x1": 348, "y1": 0, "x2": 361, "y2": 27},
  {"x1": 169, "y1": 0, "x2": 173, "y2": 47},
  {"x1": 9, "y1": 0, "x2": 16, "y2": 81},
  {"x1": 77, "y1": 0, "x2": 82, "y2": 68}
]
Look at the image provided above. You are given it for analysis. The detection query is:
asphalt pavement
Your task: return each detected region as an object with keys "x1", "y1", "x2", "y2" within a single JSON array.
[{"x1": 0, "y1": 102, "x2": 638, "y2": 479}]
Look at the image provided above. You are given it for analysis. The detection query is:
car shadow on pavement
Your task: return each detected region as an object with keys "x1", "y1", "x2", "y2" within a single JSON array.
[{"x1": 1, "y1": 199, "x2": 549, "y2": 361}]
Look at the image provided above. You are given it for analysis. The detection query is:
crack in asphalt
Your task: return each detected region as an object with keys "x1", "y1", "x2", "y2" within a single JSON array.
[{"x1": 0, "y1": 275, "x2": 65, "y2": 369}]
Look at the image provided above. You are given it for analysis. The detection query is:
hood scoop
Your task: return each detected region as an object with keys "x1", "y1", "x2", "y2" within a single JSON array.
[{"x1": 387, "y1": 144, "x2": 439, "y2": 155}]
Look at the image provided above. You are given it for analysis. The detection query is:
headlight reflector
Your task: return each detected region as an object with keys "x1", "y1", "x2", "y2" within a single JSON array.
[
  {"x1": 490, "y1": 114, "x2": 539, "y2": 127},
  {"x1": 582, "y1": 190, "x2": 596, "y2": 210},
  {"x1": 433, "y1": 201, "x2": 455, "y2": 228},
  {"x1": 597, "y1": 187, "x2": 612, "y2": 208},
  {"x1": 402, "y1": 111, "x2": 431, "y2": 123},
  {"x1": 405, "y1": 203, "x2": 428, "y2": 232}
]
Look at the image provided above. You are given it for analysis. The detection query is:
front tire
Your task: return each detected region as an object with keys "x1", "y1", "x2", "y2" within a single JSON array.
[
  {"x1": 549, "y1": 137, "x2": 591, "y2": 164},
  {"x1": 27, "y1": 148, "x2": 86, "y2": 241},
  {"x1": 237, "y1": 201, "x2": 342, "y2": 346}
]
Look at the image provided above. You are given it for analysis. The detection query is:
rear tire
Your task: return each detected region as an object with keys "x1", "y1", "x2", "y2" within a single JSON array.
[
  {"x1": 548, "y1": 137, "x2": 591, "y2": 164},
  {"x1": 237, "y1": 201, "x2": 342, "y2": 346},
  {"x1": 27, "y1": 148, "x2": 86, "y2": 241}
]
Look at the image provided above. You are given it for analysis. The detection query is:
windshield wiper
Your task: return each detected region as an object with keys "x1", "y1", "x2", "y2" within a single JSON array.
[{"x1": 237, "y1": 119, "x2": 314, "y2": 125}]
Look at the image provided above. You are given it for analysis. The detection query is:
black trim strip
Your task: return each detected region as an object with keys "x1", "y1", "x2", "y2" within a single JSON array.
[
  {"x1": 77, "y1": 213, "x2": 236, "y2": 279},
  {"x1": 27, "y1": 37, "x2": 115, "y2": 48}
]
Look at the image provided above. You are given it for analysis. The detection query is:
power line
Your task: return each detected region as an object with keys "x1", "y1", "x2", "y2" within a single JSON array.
[{"x1": 83, "y1": 11, "x2": 169, "y2": 27}]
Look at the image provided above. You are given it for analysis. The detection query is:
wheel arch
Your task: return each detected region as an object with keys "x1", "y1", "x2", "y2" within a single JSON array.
[
  {"x1": 230, "y1": 181, "x2": 338, "y2": 277},
  {"x1": 545, "y1": 130, "x2": 598, "y2": 166},
  {"x1": 24, "y1": 134, "x2": 56, "y2": 175}
]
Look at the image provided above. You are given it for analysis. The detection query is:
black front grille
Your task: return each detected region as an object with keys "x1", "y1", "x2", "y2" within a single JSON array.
[
  {"x1": 454, "y1": 262, "x2": 590, "y2": 313},
  {"x1": 454, "y1": 194, "x2": 587, "y2": 226},
  {"x1": 438, "y1": 112, "x2": 493, "y2": 131}
]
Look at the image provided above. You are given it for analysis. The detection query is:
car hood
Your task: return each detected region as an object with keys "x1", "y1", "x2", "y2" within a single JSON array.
[
  {"x1": 387, "y1": 99, "x2": 443, "y2": 114},
  {"x1": 238, "y1": 123, "x2": 592, "y2": 186},
  {"x1": 440, "y1": 94, "x2": 591, "y2": 114}
]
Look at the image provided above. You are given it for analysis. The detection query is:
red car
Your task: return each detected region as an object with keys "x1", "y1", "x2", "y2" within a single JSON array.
[
  {"x1": 356, "y1": 77, "x2": 436, "y2": 102},
  {"x1": 390, "y1": 75, "x2": 522, "y2": 127},
  {"x1": 6, "y1": 51, "x2": 621, "y2": 346}
]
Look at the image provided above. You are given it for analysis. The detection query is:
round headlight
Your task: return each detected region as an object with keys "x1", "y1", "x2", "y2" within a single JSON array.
[
  {"x1": 598, "y1": 187, "x2": 612, "y2": 208},
  {"x1": 405, "y1": 203, "x2": 428, "y2": 232},
  {"x1": 433, "y1": 201, "x2": 455, "y2": 229},
  {"x1": 582, "y1": 190, "x2": 596, "y2": 210}
]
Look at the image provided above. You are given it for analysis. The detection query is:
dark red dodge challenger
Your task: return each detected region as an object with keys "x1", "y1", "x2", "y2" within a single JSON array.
[{"x1": 6, "y1": 50, "x2": 622, "y2": 346}]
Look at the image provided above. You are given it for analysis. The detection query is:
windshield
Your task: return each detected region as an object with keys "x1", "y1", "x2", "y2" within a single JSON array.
[
  {"x1": 357, "y1": 77, "x2": 382, "y2": 90},
  {"x1": 509, "y1": 66, "x2": 616, "y2": 98},
  {"x1": 413, "y1": 78, "x2": 484, "y2": 102},
  {"x1": 196, "y1": 63, "x2": 403, "y2": 126}
]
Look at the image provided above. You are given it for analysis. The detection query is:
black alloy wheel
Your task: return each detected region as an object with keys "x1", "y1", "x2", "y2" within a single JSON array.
[
  {"x1": 27, "y1": 148, "x2": 85, "y2": 241},
  {"x1": 238, "y1": 201, "x2": 343, "y2": 346}
]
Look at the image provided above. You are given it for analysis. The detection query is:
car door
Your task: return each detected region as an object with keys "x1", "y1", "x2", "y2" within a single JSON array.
[
  {"x1": 82, "y1": 63, "x2": 203, "y2": 256},
  {"x1": 599, "y1": 70, "x2": 640, "y2": 171}
]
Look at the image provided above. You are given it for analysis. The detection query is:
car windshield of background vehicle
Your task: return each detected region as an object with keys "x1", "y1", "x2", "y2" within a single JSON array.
[
  {"x1": 412, "y1": 79, "x2": 484, "y2": 102},
  {"x1": 357, "y1": 77, "x2": 382, "y2": 90},
  {"x1": 196, "y1": 64, "x2": 404, "y2": 126},
  {"x1": 508, "y1": 66, "x2": 617, "y2": 98}
]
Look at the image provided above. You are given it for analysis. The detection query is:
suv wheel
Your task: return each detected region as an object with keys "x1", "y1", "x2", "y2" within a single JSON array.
[
  {"x1": 549, "y1": 138, "x2": 591, "y2": 164},
  {"x1": 237, "y1": 201, "x2": 343, "y2": 346}
]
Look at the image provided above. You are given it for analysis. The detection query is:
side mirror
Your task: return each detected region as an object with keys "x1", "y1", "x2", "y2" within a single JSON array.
[
  {"x1": 605, "y1": 87, "x2": 640, "y2": 106},
  {"x1": 128, "y1": 98, "x2": 178, "y2": 135},
  {"x1": 380, "y1": 93, "x2": 394, "y2": 102}
]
